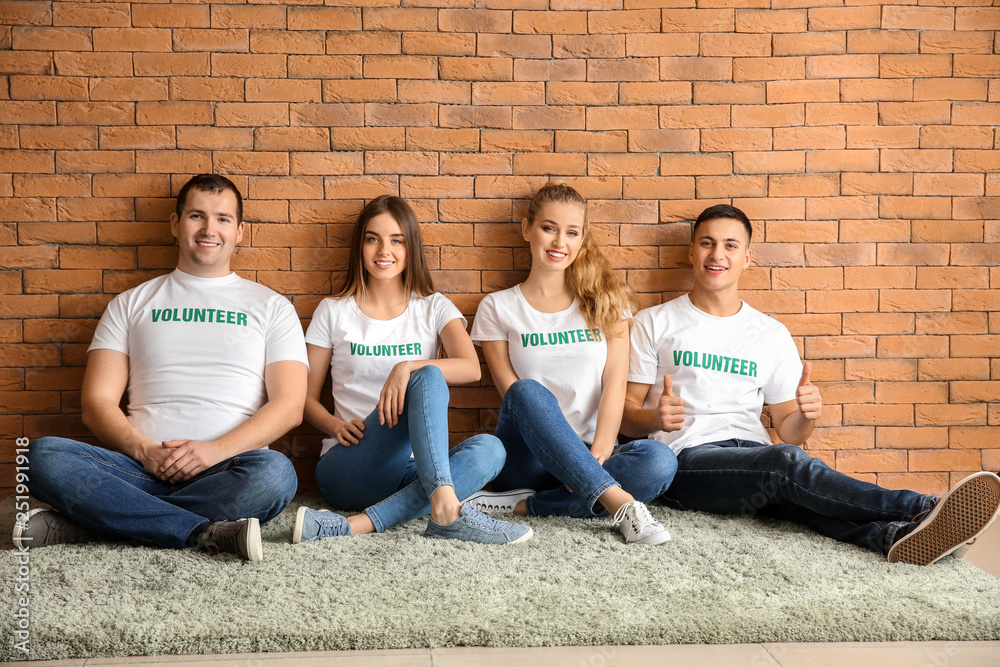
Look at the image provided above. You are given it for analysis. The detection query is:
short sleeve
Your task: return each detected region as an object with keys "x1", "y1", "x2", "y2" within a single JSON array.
[
  {"x1": 431, "y1": 293, "x2": 467, "y2": 335},
  {"x1": 88, "y1": 293, "x2": 130, "y2": 355},
  {"x1": 265, "y1": 295, "x2": 309, "y2": 369},
  {"x1": 627, "y1": 309, "x2": 659, "y2": 386},
  {"x1": 761, "y1": 326, "x2": 801, "y2": 406},
  {"x1": 469, "y1": 293, "x2": 507, "y2": 344},
  {"x1": 304, "y1": 298, "x2": 335, "y2": 349}
]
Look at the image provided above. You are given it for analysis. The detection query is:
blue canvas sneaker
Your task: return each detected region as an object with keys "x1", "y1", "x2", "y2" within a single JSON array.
[
  {"x1": 292, "y1": 507, "x2": 351, "y2": 544},
  {"x1": 424, "y1": 503, "x2": 532, "y2": 544}
]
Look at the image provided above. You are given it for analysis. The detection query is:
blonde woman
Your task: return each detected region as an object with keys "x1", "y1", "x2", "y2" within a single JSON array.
[
  {"x1": 295, "y1": 195, "x2": 531, "y2": 545},
  {"x1": 468, "y1": 182, "x2": 676, "y2": 545}
]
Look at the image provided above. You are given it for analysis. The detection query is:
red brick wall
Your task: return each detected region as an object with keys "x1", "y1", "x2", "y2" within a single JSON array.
[{"x1": 1, "y1": 1, "x2": 998, "y2": 497}]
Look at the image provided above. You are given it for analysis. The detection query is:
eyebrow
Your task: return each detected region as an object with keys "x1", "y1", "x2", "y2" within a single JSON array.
[
  {"x1": 697, "y1": 235, "x2": 743, "y2": 244},
  {"x1": 186, "y1": 208, "x2": 235, "y2": 218},
  {"x1": 541, "y1": 219, "x2": 582, "y2": 229},
  {"x1": 365, "y1": 231, "x2": 405, "y2": 237}
]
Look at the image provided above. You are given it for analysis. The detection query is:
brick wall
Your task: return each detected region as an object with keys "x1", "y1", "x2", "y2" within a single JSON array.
[{"x1": 1, "y1": 1, "x2": 998, "y2": 497}]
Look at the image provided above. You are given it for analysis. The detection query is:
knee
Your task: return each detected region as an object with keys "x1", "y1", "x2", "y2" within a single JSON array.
[
  {"x1": 410, "y1": 364, "x2": 445, "y2": 386},
  {"x1": 504, "y1": 379, "x2": 552, "y2": 409},
  {"x1": 460, "y1": 434, "x2": 506, "y2": 479},
  {"x1": 28, "y1": 437, "x2": 84, "y2": 484},
  {"x1": 241, "y1": 449, "x2": 298, "y2": 506},
  {"x1": 768, "y1": 443, "x2": 811, "y2": 471},
  {"x1": 633, "y1": 439, "x2": 678, "y2": 493}
]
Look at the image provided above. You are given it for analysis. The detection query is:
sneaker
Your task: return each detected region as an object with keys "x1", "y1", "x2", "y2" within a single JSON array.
[
  {"x1": 465, "y1": 488, "x2": 535, "y2": 514},
  {"x1": 424, "y1": 503, "x2": 533, "y2": 544},
  {"x1": 887, "y1": 471, "x2": 1000, "y2": 566},
  {"x1": 193, "y1": 518, "x2": 262, "y2": 562},
  {"x1": 12, "y1": 508, "x2": 101, "y2": 549},
  {"x1": 292, "y1": 507, "x2": 351, "y2": 543},
  {"x1": 614, "y1": 501, "x2": 671, "y2": 546}
]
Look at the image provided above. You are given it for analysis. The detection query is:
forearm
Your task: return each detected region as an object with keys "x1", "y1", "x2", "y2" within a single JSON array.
[
  {"x1": 591, "y1": 391, "x2": 625, "y2": 454},
  {"x1": 304, "y1": 396, "x2": 343, "y2": 438},
  {"x1": 776, "y1": 410, "x2": 815, "y2": 446},
  {"x1": 82, "y1": 400, "x2": 158, "y2": 461},
  {"x1": 405, "y1": 357, "x2": 481, "y2": 385},
  {"x1": 620, "y1": 402, "x2": 659, "y2": 439},
  {"x1": 212, "y1": 395, "x2": 303, "y2": 458}
]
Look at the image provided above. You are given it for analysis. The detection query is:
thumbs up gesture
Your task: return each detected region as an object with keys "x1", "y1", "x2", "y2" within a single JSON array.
[
  {"x1": 796, "y1": 361, "x2": 822, "y2": 421},
  {"x1": 658, "y1": 373, "x2": 686, "y2": 432}
]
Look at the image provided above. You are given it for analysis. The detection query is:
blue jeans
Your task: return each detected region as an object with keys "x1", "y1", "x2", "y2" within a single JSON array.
[
  {"x1": 315, "y1": 365, "x2": 505, "y2": 532},
  {"x1": 664, "y1": 439, "x2": 934, "y2": 554},
  {"x1": 491, "y1": 379, "x2": 678, "y2": 518},
  {"x1": 27, "y1": 437, "x2": 298, "y2": 549}
]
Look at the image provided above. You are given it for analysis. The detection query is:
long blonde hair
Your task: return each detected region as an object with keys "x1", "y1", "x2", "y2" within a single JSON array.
[{"x1": 525, "y1": 181, "x2": 637, "y2": 337}]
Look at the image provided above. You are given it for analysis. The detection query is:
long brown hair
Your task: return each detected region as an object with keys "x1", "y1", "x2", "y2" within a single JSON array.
[
  {"x1": 333, "y1": 195, "x2": 435, "y2": 299},
  {"x1": 525, "y1": 181, "x2": 637, "y2": 337}
]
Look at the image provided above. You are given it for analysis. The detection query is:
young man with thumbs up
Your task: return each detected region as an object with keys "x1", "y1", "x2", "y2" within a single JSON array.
[{"x1": 621, "y1": 204, "x2": 1000, "y2": 565}]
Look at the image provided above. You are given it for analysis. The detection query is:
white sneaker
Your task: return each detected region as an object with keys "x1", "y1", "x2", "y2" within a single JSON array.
[
  {"x1": 465, "y1": 488, "x2": 535, "y2": 514},
  {"x1": 614, "y1": 501, "x2": 671, "y2": 546}
]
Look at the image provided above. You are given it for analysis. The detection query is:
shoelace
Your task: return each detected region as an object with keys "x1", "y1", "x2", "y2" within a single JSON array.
[
  {"x1": 462, "y1": 506, "x2": 506, "y2": 532},
  {"x1": 613, "y1": 501, "x2": 654, "y2": 534},
  {"x1": 196, "y1": 522, "x2": 239, "y2": 555},
  {"x1": 315, "y1": 515, "x2": 348, "y2": 538}
]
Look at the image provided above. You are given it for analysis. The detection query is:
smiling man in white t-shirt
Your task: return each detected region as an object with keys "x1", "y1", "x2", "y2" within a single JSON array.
[
  {"x1": 621, "y1": 204, "x2": 1000, "y2": 565},
  {"x1": 14, "y1": 175, "x2": 309, "y2": 562}
]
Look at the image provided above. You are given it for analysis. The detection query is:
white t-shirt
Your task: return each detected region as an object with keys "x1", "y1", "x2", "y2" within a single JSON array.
[
  {"x1": 305, "y1": 292, "x2": 465, "y2": 456},
  {"x1": 89, "y1": 269, "x2": 308, "y2": 446},
  {"x1": 471, "y1": 285, "x2": 607, "y2": 444},
  {"x1": 629, "y1": 294, "x2": 802, "y2": 454}
]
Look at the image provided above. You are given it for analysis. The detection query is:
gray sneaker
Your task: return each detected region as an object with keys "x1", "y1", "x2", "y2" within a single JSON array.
[
  {"x1": 13, "y1": 508, "x2": 101, "y2": 549},
  {"x1": 424, "y1": 503, "x2": 533, "y2": 544},
  {"x1": 194, "y1": 518, "x2": 263, "y2": 562},
  {"x1": 465, "y1": 488, "x2": 535, "y2": 514},
  {"x1": 614, "y1": 501, "x2": 671, "y2": 546},
  {"x1": 888, "y1": 471, "x2": 1000, "y2": 566},
  {"x1": 292, "y1": 507, "x2": 351, "y2": 543}
]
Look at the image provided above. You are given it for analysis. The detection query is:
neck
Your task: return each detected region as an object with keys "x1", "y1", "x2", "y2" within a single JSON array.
[
  {"x1": 688, "y1": 285, "x2": 742, "y2": 317},
  {"x1": 359, "y1": 276, "x2": 408, "y2": 306},
  {"x1": 522, "y1": 266, "x2": 572, "y2": 300},
  {"x1": 176, "y1": 263, "x2": 231, "y2": 279}
]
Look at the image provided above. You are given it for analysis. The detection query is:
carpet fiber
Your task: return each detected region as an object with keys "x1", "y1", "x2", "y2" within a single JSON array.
[{"x1": 3, "y1": 496, "x2": 1000, "y2": 661}]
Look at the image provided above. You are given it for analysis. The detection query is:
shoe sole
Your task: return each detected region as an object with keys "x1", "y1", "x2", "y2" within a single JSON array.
[
  {"x1": 510, "y1": 526, "x2": 533, "y2": 544},
  {"x1": 291, "y1": 506, "x2": 309, "y2": 544},
  {"x1": 245, "y1": 518, "x2": 263, "y2": 562},
  {"x1": 888, "y1": 471, "x2": 1000, "y2": 566},
  {"x1": 627, "y1": 529, "x2": 672, "y2": 546},
  {"x1": 12, "y1": 507, "x2": 49, "y2": 548},
  {"x1": 464, "y1": 489, "x2": 535, "y2": 514}
]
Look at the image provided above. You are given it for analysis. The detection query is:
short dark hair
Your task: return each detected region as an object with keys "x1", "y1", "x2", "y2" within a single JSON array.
[
  {"x1": 175, "y1": 174, "x2": 243, "y2": 223},
  {"x1": 692, "y1": 204, "x2": 752, "y2": 243}
]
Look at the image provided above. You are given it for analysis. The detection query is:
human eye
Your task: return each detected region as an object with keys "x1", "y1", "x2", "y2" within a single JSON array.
[{"x1": 392, "y1": 238, "x2": 404, "y2": 245}]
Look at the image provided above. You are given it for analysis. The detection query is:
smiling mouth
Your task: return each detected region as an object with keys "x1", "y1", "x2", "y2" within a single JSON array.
[
  {"x1": 197, "y1": 241, "x2": 220, "y2": 248},
  {"x1": 373, "y1": 260, "x2": 394, "y2": 268},
  {"x1": 705, "y1": 264, "x2": 727, "y2": 273},
  {"x1": 546, "y1": 250, "x2": 567, "y2": 260}
]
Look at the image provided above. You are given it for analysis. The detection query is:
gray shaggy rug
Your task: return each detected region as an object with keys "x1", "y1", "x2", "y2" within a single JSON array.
[{"x1": 3, "y1": 496, "x2": 999, "y2": 661}]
